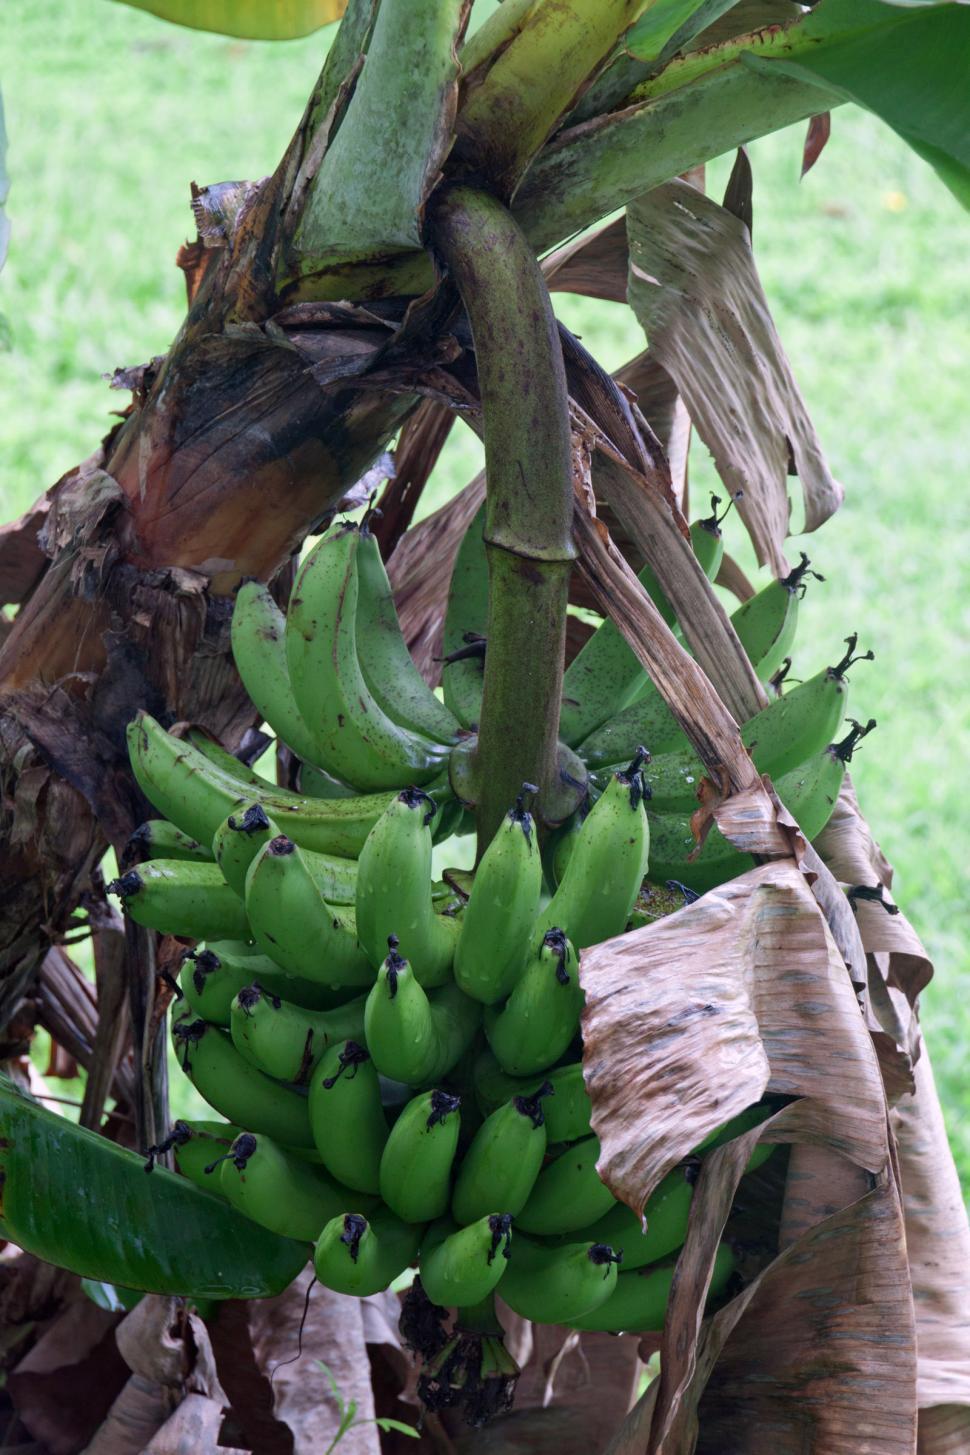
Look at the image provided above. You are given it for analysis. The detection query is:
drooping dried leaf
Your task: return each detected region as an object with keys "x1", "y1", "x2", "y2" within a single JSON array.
[
  {"x1": 447, "y1": 1318, "x2": 640, "y2": 1452},
  {"x1": 627, "y1": 180, "x2": 843, "y2": 573},
  {"x1": 0, "y1": 489, "x2": 51, "y2": 607},
  {"x1": 542, "y1": 216, "x2": 629, "y2": 303},
  {"x1": 571, "y1": 502, "x2": 763, "y2": 789},
  {"x1": 614, "y1": 351, "x2": 691, "y2": 510},
  {"x1": 388, "y1": 472, "x2": 485, "y2": 683},
  {"x1": 580, "y1": 861, "x2": 889, "y2": 1218},
  {"x1": 714, "y1": 550, "x2": 755, "y2": 602},
  {"x1": 892, "y1": 1047, "x2": 970, "y2": 1441},
  {"x1": 247, "y1": 1269, "x2": 382, "y2": 1454},
  {"x1": 7, "y1": 1297, "x2": 129, "y2": 1454},
  {"x1": 814, "y1": 778, "x2": 933, "y2": 1096},
  {"x1": 84, "y1": 1295, "x2": 227, "y2": 1454},
  {"x1": 569, "y1": 391, "x2": 766, "y2": 726},
  {"x1": 687, "y1": 1179, "x2": 915, "y2": 1454},
  {"x1": 373, "y1": 399, "x2": 456, "y2": 556}
]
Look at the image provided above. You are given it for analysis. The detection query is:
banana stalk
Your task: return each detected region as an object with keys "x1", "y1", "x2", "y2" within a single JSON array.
[{"x1": 428, "y1": 187, "x2": 576, "y2": 853}]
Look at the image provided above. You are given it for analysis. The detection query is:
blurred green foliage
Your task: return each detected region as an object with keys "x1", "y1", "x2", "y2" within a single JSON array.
[{"x1": 1, "y1": 3, "x2": 967, "y2": 1185}]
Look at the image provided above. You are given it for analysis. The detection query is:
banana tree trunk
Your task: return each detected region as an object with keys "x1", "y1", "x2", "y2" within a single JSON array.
[{"x1": 0, "y1": 223, "x2": 415, "y2": 1053}]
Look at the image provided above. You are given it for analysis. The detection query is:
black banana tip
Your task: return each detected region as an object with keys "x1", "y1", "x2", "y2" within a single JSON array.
[
  {"x1": 588, "y1": 1243, "x2": 624, "y2": 1272},
  {"x1": 236, "y1": 983, "x2": 263, "y2": 1014},
  {"x1": 427, "y1": 1089, "x2": 462, "y2": 1127},
  {"x1": 399, "y1": 784, "x2": 435, "y2": 817},
  {"x1": 487, "y1": 1214, "x2": 513, "y2": 1263},
  {"x1": 322, "y1": 1039, "x2": 370, "y2": 1089},
  {"x1": 846, "y1": 882, "x2": 900, "y2": 916},
  {"x1": 107, "y1": 870, "x2": 143, "y2": 898},
  {"x1": 700, "y1": 488, "x2": 742, "y2": 535},
  {"x1": 144, "y1": 1119, "x2": 192, "y2": 1173},
  {"x1": 205, "y1": 1131, "x2": 257, "y2": 1176},
  {"x1": 514, "y1": 1080, "x2": 555, "y2": 1128},
  {"x1": 228, "y1": 802, "x2": 271, "y2": 834},
  {"x1": 545, "y1": 928, "x2": 572, "y2": 985},
  {"x1": 120, "y1": 822, "x2": 151, "y2": 869},
  {"x1": 833, "y1": 717, "x2": 877, "y2": 763},
  {"x1": 186, "y1": 947, "x2": 220, "y2": 996},
  {"x1": 384, "y1": 937, "x2": 407, "y2": 991},
  {"x1": 831, "y1": 632, "x2": 875, "y2": 679},
  {"x1": 268, "y1": 834, "x2": 296, "y2": 856},
  {"x1": 781, "y1": 552, "x2": 824, "y2": 597},
  {"x1": 341, "y1": 1213, "x2": 369, "y2": 1263}
]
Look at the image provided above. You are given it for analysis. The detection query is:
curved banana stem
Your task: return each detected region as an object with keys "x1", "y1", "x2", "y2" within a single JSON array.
[{"x1": 428, "y1": 186, "x2": 575, "y2": 854}]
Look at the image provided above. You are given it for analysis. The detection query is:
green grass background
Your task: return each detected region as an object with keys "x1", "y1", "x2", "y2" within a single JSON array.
[{"x1": 2, "y1": 5, "x2": 968, "y2": 1181}]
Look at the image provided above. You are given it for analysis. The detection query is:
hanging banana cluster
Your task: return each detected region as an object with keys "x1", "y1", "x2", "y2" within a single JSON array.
[{"x1": 112, "y1": 506, "x2": 872, "y2": 1336}]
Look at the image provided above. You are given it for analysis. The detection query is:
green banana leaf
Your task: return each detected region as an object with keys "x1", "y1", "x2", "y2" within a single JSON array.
[
  {"x1": 745, "y1": 0, "x2": 970, "y2": 209},
  {"x1": 0, "y1": 1082, "x2": 308, "y2": 1298},
  {"x1": 108, "y1": 0, "x2": 346, "y2": 40}
]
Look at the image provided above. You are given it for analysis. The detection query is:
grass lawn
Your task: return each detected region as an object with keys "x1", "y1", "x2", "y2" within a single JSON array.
[{"x1": 2, "y1": 5, "x2": 968, "y2": 1183}]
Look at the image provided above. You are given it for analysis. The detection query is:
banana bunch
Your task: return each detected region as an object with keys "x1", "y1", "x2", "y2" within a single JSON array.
[
  {"x1": 118, "y1": 506, "x2": 874, "y2": 1353},
  {"x1": 125, "y1": 714, "x2": 692, "y2": 1334}
]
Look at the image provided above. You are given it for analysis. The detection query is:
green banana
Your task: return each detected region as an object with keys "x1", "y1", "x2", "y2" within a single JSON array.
[
  {"x1": 168, "y1": 1119, "x2": 240, "y2": 1194},
  {"x1": 314, "y1": 1209, "x2": 422, "y2": 1297},
  {"x1": 183, "y1": 728, "x2": 270, "y2": 789},
  {"x1": 214, "y1": 804, "x2": 360, "y2": 905},
  {"x1": 179, "y1": 940, "x2": 357, "y2": 1022},
  {"x1": 559, "y1": 496, "x2": 731, "y2": 747},
  {"x1": 644, "y1": 719, "x2": 877, "y2": 893},
  {"x1": 355, "y1": 788, "x2": 460, "y2": 985},
  {"x1": 516, "y1": 1134, "x2": 615, "y2": 1234},
  {"x1": 694, "y1": 1102, "x2": 777, "y2": 1153},
  {"x1": 178, "y1": 945, "x2": 256, "y2": 1026},
  {"x1": 212, "y1": 803, "x2": 276, "y2": 899},
  {"x1": 244, "y1": 834, "x2": 373, "y2": 989},
  {"x1": 121, "y1": 819, "x2": 213, "y2": 869},
  {"x1": 441, "y1": 500, "x2": 489, "y2": 730},
  {"x1": 577, "y1": 685, "x2": 687, "y2": 771},
  {"x1": 419, "y1": 1215, "x2": 513, "y2": 1309},
  {"x1": 577, "y1": 555, "x2": 821, "y2": 771},
  {"x1": 535, "y1": 753, "x2": 649, "y2": 949},
  {"x1": 473, "y1": 1055, "x2": 591, "y2": 1144},
  {"x1": 355, "y1": 526, "x2": 462, "y2": 745},
  {"x1": 309, "y1": 1041, "x2": 389, "y2": 1194},
  {"x1": 230, "y1": 579, "x2": 331, "y2": 767},
  {"x1": 597, "y1": 634, "x2": 872, "y2": 814},
  {"x1": 211, "y1": 1131, "x2": 370, "y2": 1242},
  {"x1": 299, "y1": 763, "x2": 357, "y2": 799},
  {"x1": 454, "y1": 786, "x2": 543, "y2": 1005},
  {"x1": 285, "y1": 523, "x2": 448, "y2": 791},
  {"x1": 379, "y1": 1088, "x2": 462, "y2": 1223},
  {"x1": 572, "y1": 1169, "x2": 692, "y2": 1270},
  {"x1": 128, "y1": 712, "x2": 407, "y2": 859},
  {"x1": 729, "y1": 553, "x2": 821, "y2": 684},
  {"x1": 451, "y1": 1087, "x2": 550, "y2": 1225},
  {"x1": 171, "y1": 1008, "x2": 314, "y2": 1148},
  {"x1": 108, "y1": 860, "x2": 249, "y2": 941},
  {"x1": 773, "y1": 718, "x2": 877, "y2": 840},
  {"x1": 500, "y1": 1237, "x2": 622, "y2": 1326},
  {"x1": 569, "y1": 1242, "x2": 736, "y2": 1333},
  {"x1": 484, "y1": 930, "x2": 584, "y2": 1076},
  {"x1": 229, "y1": 983, "x2": 367, "y2": 1085},
  {"x1": 363, "y1": 941, "x2": 481, "y2": 1086}
]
